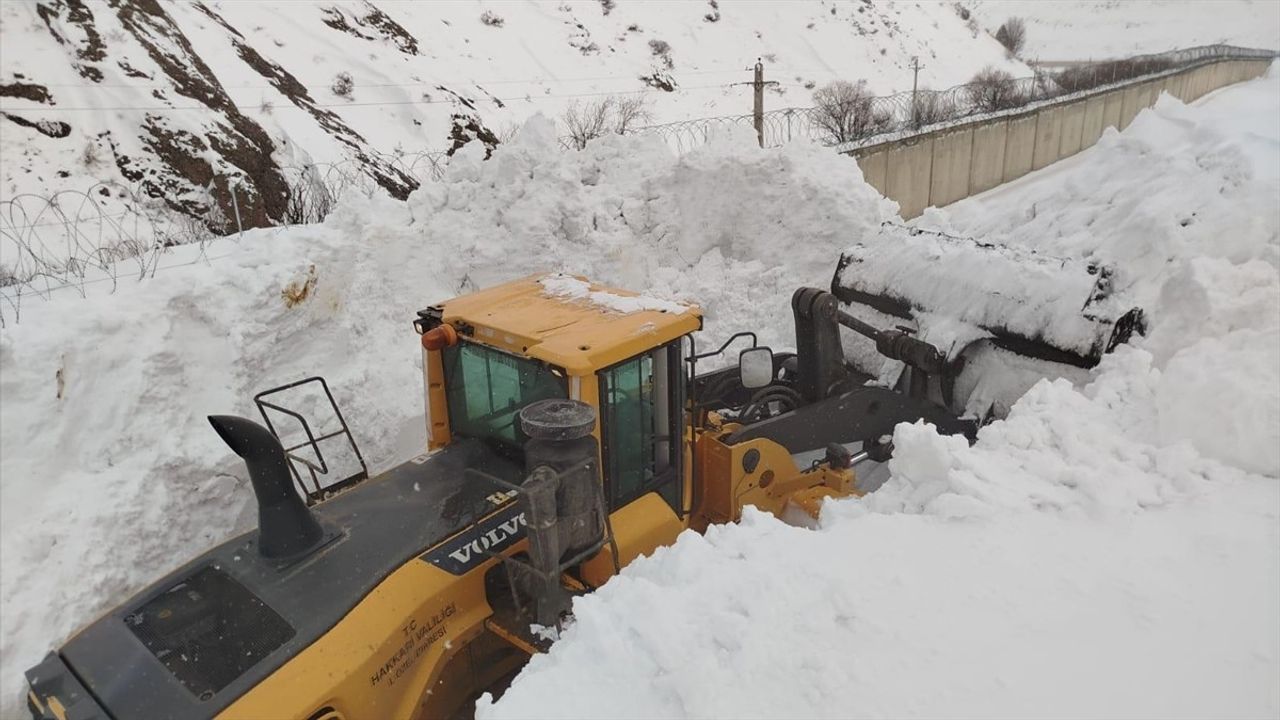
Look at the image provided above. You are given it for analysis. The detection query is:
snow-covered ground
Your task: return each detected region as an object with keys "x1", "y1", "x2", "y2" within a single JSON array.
[
  {"x1": 477, "y1": 68, "x2": 1280, "y2": 718},
  {"x1": 0, "y1": 31, "x2": 1276, "y2": 720},
  {"x1": 965, "y1": 0, "x2": 1280, "y2": 60}
]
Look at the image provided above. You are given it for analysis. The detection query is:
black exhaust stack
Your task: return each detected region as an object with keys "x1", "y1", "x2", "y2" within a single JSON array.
[{"x1": 208, "y1": 415, "x2": 324, "y2": 560}]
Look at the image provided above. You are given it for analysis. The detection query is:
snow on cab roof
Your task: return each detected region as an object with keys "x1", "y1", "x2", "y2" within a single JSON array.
[{"x1": 438, "y1": 273, "x2": 701, "y2": 374}]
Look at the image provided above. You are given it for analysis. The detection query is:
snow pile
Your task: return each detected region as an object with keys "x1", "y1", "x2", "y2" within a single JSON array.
[
  {"x1": 397, "y1": 117, "x2": 895, "y2": 346},
  {"x1": 539, "y1": 274, "x2": 693, "y2": 316},
  {"x1": 0, "y1": 119, "x2": 891, "y2": 714},
  {"x1": 477, "y1": 72, "x2": 1280, "y2": 718},
  {"x1": 837, "y1": 226, "x2": 1129, "y2": 361}
]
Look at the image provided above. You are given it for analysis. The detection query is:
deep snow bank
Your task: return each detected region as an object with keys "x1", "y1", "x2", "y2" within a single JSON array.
[
  {"x1": 0, "y1": 119, "x2": 892, "y2": 713},
  {"x1": 477, "y1": 71, "x2": 1280, "y2": 718}
]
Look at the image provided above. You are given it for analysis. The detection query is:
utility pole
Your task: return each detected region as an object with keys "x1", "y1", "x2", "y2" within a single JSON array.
[
  {"x1": 753, "y1": 59, "x2": 765, "y2": 148},
  {"x1": 910, "y1": 56, "x2": 922, "y2": 128},
  {"x1": 734, "y1": 58, "x2": 777, "y2": 148}
]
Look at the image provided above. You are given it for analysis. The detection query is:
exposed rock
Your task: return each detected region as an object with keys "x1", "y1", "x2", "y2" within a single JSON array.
[
  {"x1": 0, "y1": 82, "x2": 54, "y2": 104},
  {"x1": 108, "y1": 0, "x2": 290, "y2": 230},
  {"x1": 2, "y1": 112, "x2": 71, "y2": 138},
  {"x1": 35, "y1": 0, "x2": 107, "y2": 82},
  {"x1": 446, "y1": 114, "x2": 500, "y2": 159},
  {"x1": 322, "y1": 2, "x2": 420, "y2": 55}
]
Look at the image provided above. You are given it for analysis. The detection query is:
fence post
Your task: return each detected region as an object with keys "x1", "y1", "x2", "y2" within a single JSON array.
[{"x1": 753, "y1": 59, "x2": 765, "y2": 148}]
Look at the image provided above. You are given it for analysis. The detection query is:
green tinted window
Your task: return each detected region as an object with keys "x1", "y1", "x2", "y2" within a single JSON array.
[
  {"x1": 600, "y1": 344, "x2": 681, "y2": 510},
  {"x1": 601, "y1": 354, "x2": 655, "y2": 505},
  {"x1": 442, "y1": 342, "x2": 565, "y2": 449}
]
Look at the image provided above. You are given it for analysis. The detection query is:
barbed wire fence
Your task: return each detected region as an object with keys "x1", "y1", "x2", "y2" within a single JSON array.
[
  {"x1": 2, "y1": 43, "x2": 1273, "y2": 326},
  {"x1": 0, "y1": 150, "x2": 448, "y2": 326},
  {"x1": 629, "y1": 43, "x2": 1277, "y2": 153}
]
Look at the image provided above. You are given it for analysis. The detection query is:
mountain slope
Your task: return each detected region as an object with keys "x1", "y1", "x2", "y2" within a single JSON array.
[{"x1": 1, "y1": 0, "x2": 1024, "y2": 234}]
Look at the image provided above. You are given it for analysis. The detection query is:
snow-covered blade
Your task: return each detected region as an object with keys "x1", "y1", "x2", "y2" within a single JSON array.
[{"x1": 833, "y1": 224, "x2": 1146, "y2": 368}]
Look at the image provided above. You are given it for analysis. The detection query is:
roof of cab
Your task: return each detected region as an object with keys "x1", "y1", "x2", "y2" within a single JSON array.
[{"x1": 437, "y1": 273, "x2": 702, "y2": 374}]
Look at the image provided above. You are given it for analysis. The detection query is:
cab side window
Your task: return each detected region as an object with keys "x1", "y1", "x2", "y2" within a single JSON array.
[{"x1": 598, "y1": 343, "x2": 682, "y2": 511}]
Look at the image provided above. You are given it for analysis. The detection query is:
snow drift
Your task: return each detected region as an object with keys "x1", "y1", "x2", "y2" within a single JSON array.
[{"x1": 475, "y1": 71, "x2": 1280, "y2": 718}]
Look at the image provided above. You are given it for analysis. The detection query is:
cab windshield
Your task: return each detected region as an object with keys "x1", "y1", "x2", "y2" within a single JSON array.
[{"x1": 441, "y1": 341, "x2": 566, "y2": 451}]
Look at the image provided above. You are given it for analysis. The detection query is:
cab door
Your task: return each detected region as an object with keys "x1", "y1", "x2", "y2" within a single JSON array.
[{"x1": 580, "y1": 341, "x2": 686, "y2": 585}]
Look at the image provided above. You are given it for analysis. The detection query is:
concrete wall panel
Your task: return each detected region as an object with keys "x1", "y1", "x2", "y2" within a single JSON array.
[
  {"x1": 1192, "y1": 66, "x2": 1209, "y2": 100},
  {"x1": 928, "y1": 128, "x2": 974, "y2": 207},
  {"x1": 856, "y1": 150, "x2": 888, "y2": 197},
  {"x1": 969, "y1": 120, "x2": 1008, "y2": 194},
  {"x1": 1058, "y1": 101, "x2": 1086, "y2": 158},
  {"x1": 1200, "y1": 65, "x2": 1214, "y2": 98},
  {"x1": 1032, "y1": 106, "x2": 1063, "y2": 170},
  {"x1": 1135, "y1": 81, "x2": 1156, "y2": 118},
  {"x1": 1080, "y1": 94, "x2": 1106, "y2": 148},
  {"x1": 1101, "y1": 90, "x2": 1124, "y2": 132},
  {"x1": 1184, "y1": 68, "x2": 1199, "y2": 101},
  {"x1": 1118, "y1": 84, "x2": 1143, "y2": 129},
  {"x1": 1168, "y1": 72, "x2": 1189, "y2": 102},
  {"x1": 884, "y1": 138, "x2": 934, "y2": 219},
  {"x1": 1002, "y1": 114, "x2": 1037, "y2": 182}
]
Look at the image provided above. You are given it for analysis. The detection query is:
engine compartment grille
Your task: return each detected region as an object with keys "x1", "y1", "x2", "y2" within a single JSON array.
[{"x1": 124, "y1": 565, "x2": 294, "y2": 699}]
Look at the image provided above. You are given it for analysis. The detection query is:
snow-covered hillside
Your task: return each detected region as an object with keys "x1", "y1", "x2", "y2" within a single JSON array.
[
  {"x1": 965, "y1": 0, "x2": 1280, "y2": 60},
  {"x1": 0, "y1": 0, "x2": 1023, "y2": 230},
  {"x1": 477, "y1": 67, "x2": 1280, "y2": 719}
]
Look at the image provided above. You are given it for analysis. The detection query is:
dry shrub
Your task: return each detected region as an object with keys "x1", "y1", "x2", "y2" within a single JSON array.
[
  {"x1": 911, "y1": 90, "x2": 957, "y2": 128},
  {"x1": 966, "y1": 66, "x2": 1028, "y2": 112},
  {"x1": 562, "y1": 95, "x2": 653, "y2": 149},
  {"x1": 811, "y1": 80, "x2": 892, "y2": 144}
]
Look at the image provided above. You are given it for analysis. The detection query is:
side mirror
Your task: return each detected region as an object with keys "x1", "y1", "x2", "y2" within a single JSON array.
[{"x1": 739, "y1": 347, "x2": 774, "y2": 390}]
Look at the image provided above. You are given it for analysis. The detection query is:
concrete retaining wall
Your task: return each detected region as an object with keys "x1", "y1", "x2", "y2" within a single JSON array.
[
  {"x1": 883, "y1": 138, "x2": 934, "y2": 219},
  {"x1": 968, "y1": 122, "x2": 1007, "y2": 194},
  {"x1": 1002, "y1": 114, "x2": 1036, "y2": 183},
  {"x1": 849, "y1": 57, "x2": 1272, "y2": 218}
]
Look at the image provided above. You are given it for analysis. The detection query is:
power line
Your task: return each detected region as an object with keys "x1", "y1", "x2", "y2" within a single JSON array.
[
  {"x1": 0, "y1": 82, "x2": 734, "y2": 114},
  {"x1": 31, "y1": 66, "x2": 777, "y2": 91}
]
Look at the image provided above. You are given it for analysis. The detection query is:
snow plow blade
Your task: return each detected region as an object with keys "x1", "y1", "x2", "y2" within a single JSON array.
[{"x1": 832, "y1": 225, "x2": 1146, "y2": 369}]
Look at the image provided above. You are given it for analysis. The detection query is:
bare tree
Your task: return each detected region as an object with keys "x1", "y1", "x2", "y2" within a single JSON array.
[
  {"x1": 995, "y1": 17, "x2": 1026, "y2": 56},
  {"x1": 613, "y1": 95, "x2": 653, "y2": 134},
  {"x1": 562, "y1": 95, "x2": 652, "y2": 149},
  {"x1": 563, "y1": 98, "x2": 615, "y2": 149},
  {"x1": 966, "y1": 66, "x2": 1027, "y2": 112},
  {"x1": 811, "y1": 80, "x2": 891, "y2": 144}
]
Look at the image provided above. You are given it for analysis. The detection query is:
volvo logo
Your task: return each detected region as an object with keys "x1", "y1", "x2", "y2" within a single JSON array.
[{"x1": 420, "y1": 503, "x2": 527, "y2": 575}]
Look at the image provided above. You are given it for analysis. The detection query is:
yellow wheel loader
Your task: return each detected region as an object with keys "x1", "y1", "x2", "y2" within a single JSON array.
[{"x1": 25, "y1": 254, "x2": 1141, "y2": 719}]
